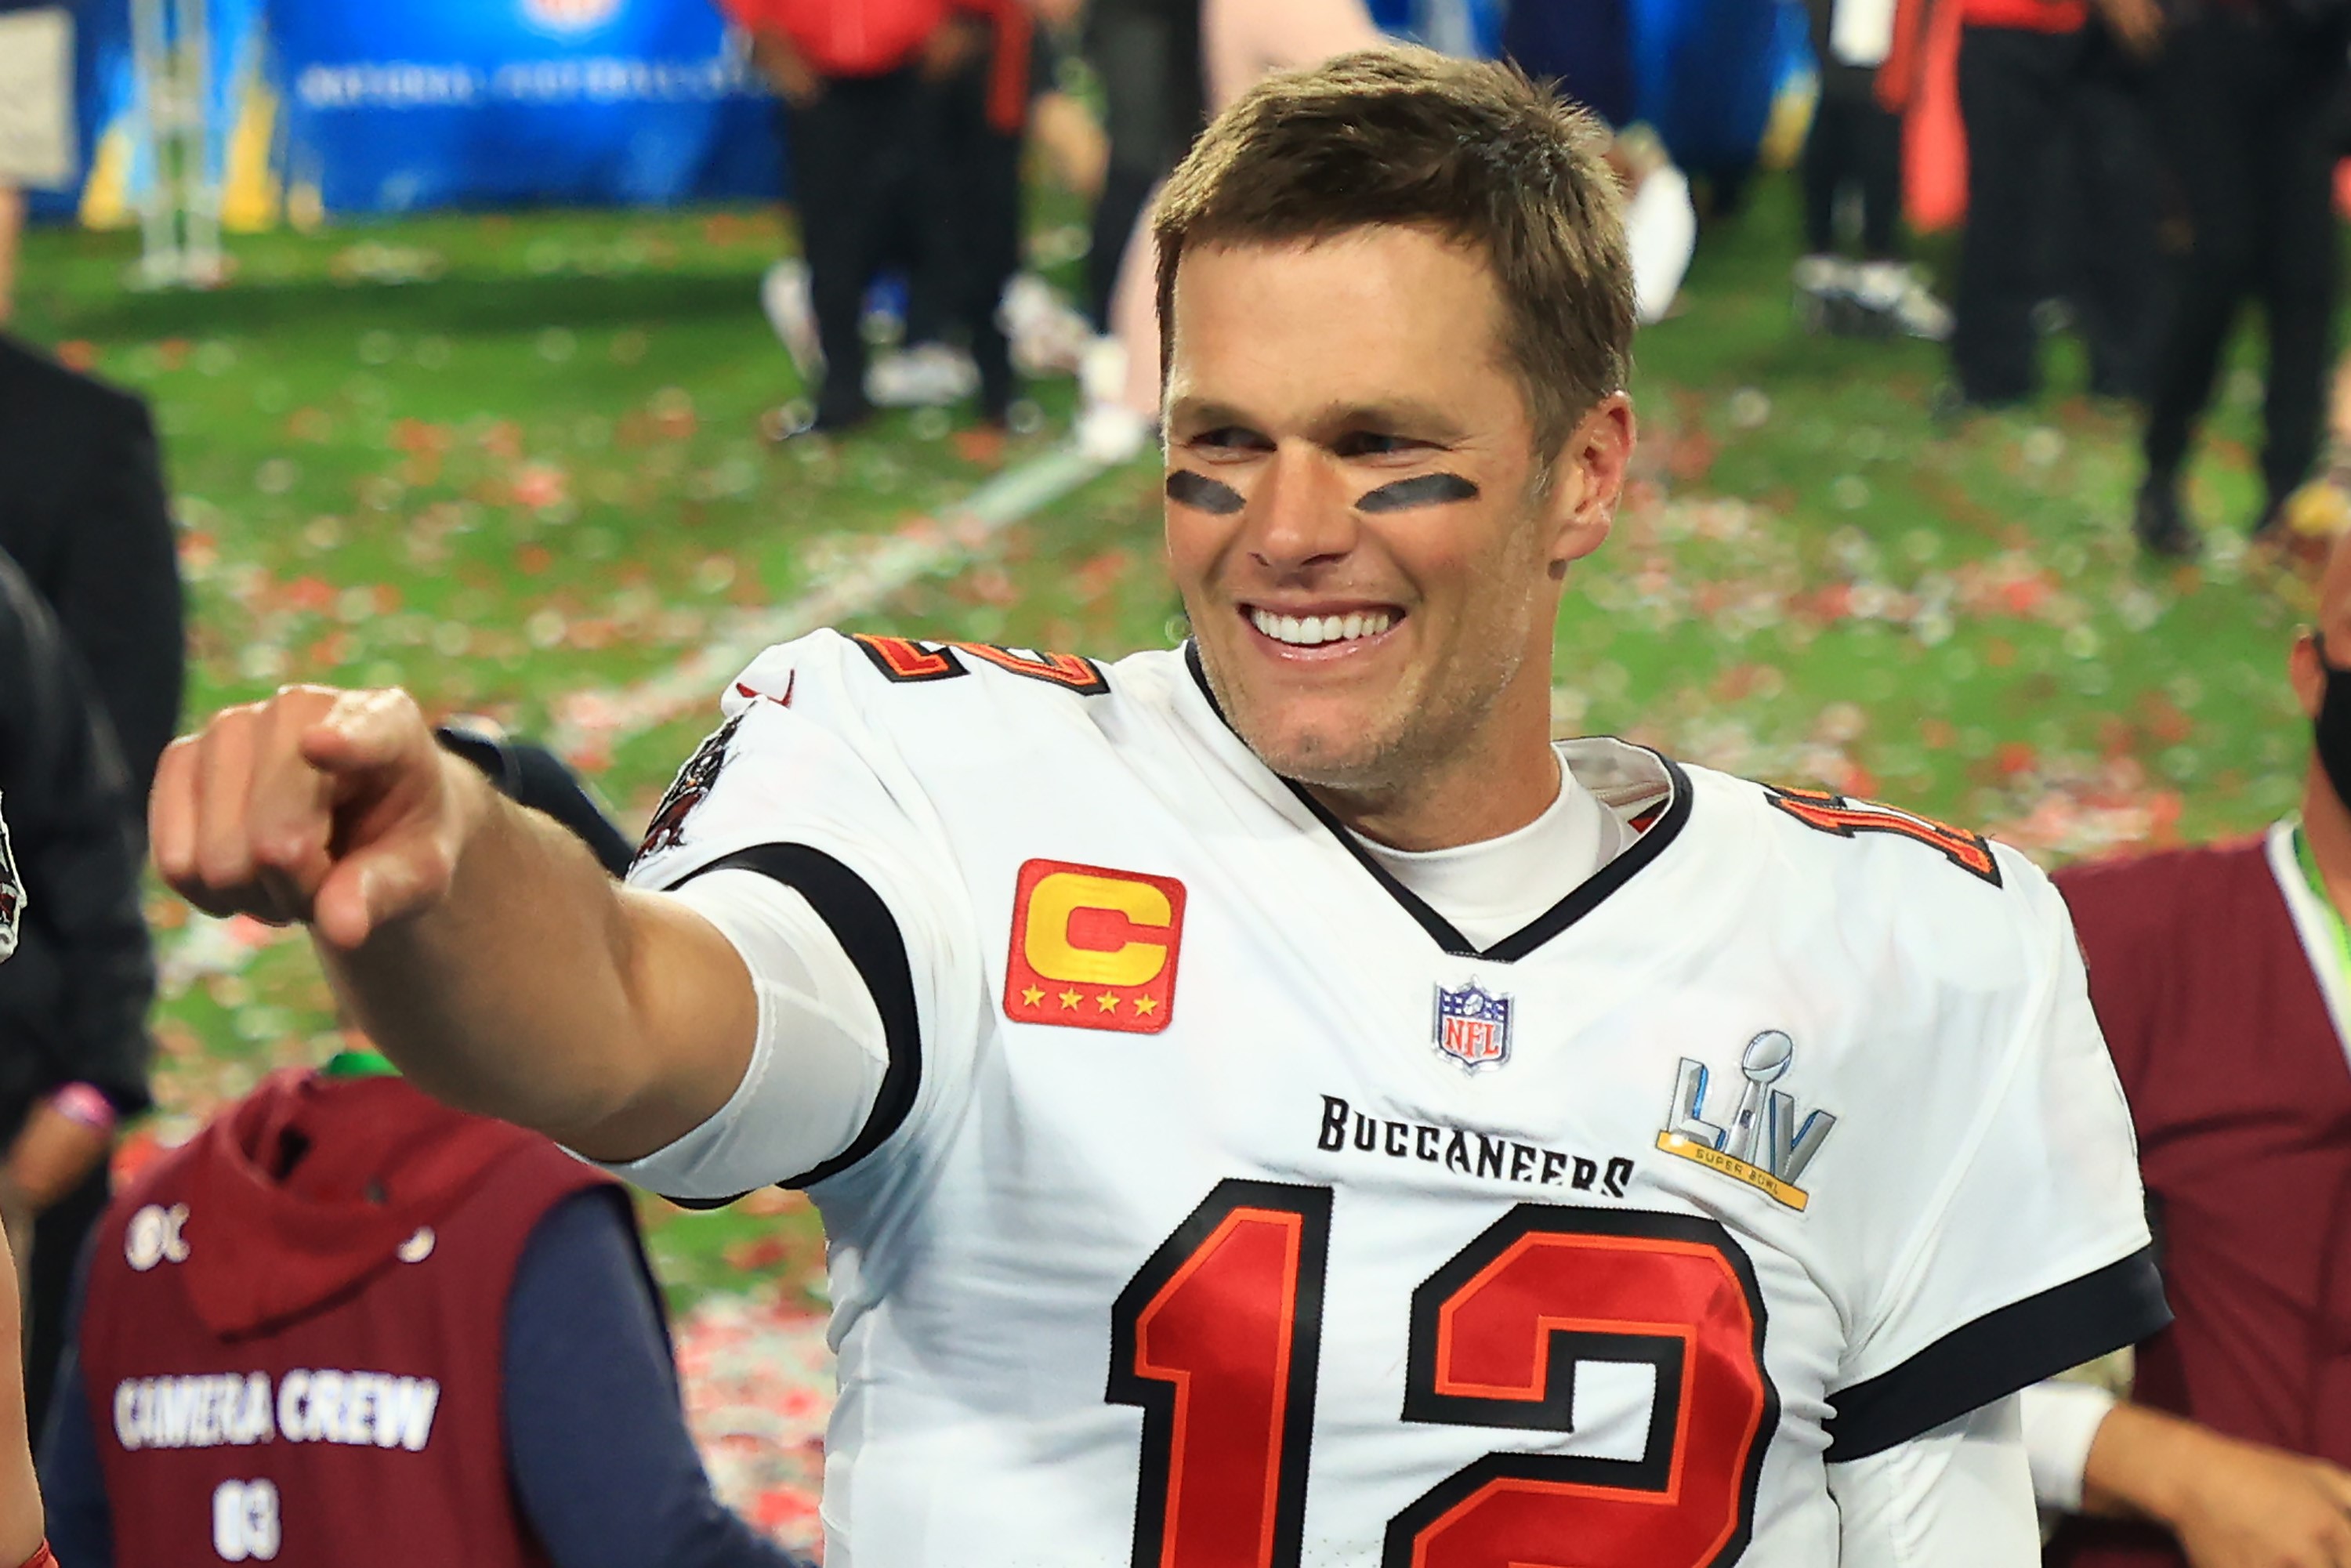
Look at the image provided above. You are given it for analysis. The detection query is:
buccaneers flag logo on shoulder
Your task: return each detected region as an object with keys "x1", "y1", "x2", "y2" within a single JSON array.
[{"x1": 634, "y1": 715, "x2": 741, "y2": 866}]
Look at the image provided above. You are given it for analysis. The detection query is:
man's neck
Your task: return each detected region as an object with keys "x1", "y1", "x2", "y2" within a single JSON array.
[
  {"x1": 1306, "y1": 730, "x2": 1563, "y2": 852},
  {"x1": 2301, "y1": 763, "x2": 2351, "y2": 922}
]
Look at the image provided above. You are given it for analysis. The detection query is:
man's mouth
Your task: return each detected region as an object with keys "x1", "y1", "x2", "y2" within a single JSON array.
[{"x1": 1244, "y1": 606, "x2": 1400, "y2": 648}]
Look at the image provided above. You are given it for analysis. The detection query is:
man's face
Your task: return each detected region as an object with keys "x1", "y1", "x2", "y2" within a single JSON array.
[{"x1": 1162, "y1": 227, "x2": 1621, "y2": 795}]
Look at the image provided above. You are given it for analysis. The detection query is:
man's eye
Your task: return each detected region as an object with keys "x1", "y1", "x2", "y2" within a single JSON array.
[
  {"x1": 1189, "y1": 427, "x2": 1273, "y2": 454},
  {"x1": 1334, "y1": 432, "x2": 1423, "y2": 458}
]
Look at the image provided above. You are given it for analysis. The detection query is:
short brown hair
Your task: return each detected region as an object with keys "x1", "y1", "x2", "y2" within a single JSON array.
[{"x1": 1153, "y1": 48, "x2": 1633, "y2": 459}]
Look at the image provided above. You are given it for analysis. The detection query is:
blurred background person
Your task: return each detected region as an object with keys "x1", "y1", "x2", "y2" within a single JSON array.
[
  {"x1": 2026, "y1": 527, "x2": 2351, "y2": 1566},
  {"x1": 1498, "y1": 2, "x2": 1698, "y2": 325},
  {"x1": 1070, "y1": 0, "x2": 1203, "y2": 461},
  {"x1": 1795, "y1": 0, "x2": 1952, "y2": 339},
  {"x1": 730, "y1": 0, "x2": 953, "y2": 437},
  {"x1": 1083, "y1": 0, "x2": 1386, "y2": 453},
  {"x1": 1200, "y1": 0, "x2": 1385, "y2": 114},
  {"x1": 1947, "y1": 0, "x2": 2161, "y2": 411},
  {"x1": 918, "y1": 0, "x2": 1038, "y2": 436},
  {"x1": 0, "y1": 549, "x2": 150, "y2": 1446},
  {"x1": 38, "y1": 733, "x2": 802, "y2": 1568},
  {"x1": 0, "y1": 333, "x2": 184, "y2": 802},
  {"x1": 2131, "y1": 0, "x2": 2350, "y2": 557}
]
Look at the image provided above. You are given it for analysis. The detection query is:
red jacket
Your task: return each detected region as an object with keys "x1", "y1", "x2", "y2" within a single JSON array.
[
  {"x1": 951, "y1": 0, "x2": 1034, "y2": 133},
  {"x1": 1960, "y1": 0, "x2": 2088, "y2": 32},
  {"x1": 77, "y1": 1070, "x2": 610, "y2": 1568},
  {"x1": 721, "y1": 0, "x2": 948, "y2": 78},
  {"x1": 2049, "y1": 837, "x2": 2351, "y2": 1568}
]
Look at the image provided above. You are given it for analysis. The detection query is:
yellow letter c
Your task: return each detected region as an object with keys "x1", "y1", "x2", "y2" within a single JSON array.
[{"x1": 1025, "y1": 872, "x2": 1171, "y2": 987}]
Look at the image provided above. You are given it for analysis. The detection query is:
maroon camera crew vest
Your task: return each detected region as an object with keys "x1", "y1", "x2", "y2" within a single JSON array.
[
  {"x1": 2049, "y1": 837, "x2": 2351, "y2": 1568},
  {"x1": 75, "y1": 1070, "x2": 611, "y2": 1567}
]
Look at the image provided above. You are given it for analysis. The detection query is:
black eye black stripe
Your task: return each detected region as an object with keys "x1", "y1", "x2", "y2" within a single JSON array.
[
  {"x1": 1356, "y1": 473, "x2": 1480, "y2": 512},
  {"x1": 1165, "y1": 470, "x2": 1244, "y2": 515}
]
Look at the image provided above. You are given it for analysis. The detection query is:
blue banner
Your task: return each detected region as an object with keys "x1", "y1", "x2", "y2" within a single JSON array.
[{"x1": 269, "y1": 0, "x2": 778, "y2": 213}]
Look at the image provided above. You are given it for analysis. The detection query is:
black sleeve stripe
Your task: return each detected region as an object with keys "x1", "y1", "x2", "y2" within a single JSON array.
[
  {"x1": 1824, "y1": 1246, "x2": 2169, "y2": 1461},
  {"x1": 672, "y1": 842, "x2": 924, "y2": 1192}
]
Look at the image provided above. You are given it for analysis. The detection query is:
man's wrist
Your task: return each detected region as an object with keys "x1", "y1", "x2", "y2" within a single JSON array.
[{"x1": 2082, "y1": 1401, "x2": 2205, "y2": 1526}]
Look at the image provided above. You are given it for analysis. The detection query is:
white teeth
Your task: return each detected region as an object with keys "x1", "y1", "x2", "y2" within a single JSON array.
[{"x1": 1249, "y1": 608, "x2": 1396, "y2": 646}]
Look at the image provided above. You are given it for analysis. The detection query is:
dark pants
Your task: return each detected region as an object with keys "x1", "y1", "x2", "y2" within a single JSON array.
[
  {"x1": 922, "y1": 49, "x2": 1021, "y2": 422},
  {"x1": 785, "y1": 70, "x2": 929, "y2": 428},
  {"x1": 1802, "y1": 74, "x2": 1905, "y2": 258},
  {"x1": 25, "y1": 1161, "x2": 106, "y2": 1442},
  {"x1": 1953, "y1": 24, "x2": 2161, "y2": 402},
  {"x1": 2142, "y1": 9, "x2": 2346, "y2": 510},
  {"x1": 1082, "y1": 5, "x2": 1202, "y2": 329}
]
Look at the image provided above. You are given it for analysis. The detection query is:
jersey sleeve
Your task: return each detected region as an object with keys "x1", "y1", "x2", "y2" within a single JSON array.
[
  {"x1": 1824, "y1": 856, "x2": 2168, "y2": 1461},
  {"x1": 595, "y1": 871, "x2": 893, "y2": 1199},
  {"x1": 621, "y1": 633, "x2": 985, "y2": 1194}
]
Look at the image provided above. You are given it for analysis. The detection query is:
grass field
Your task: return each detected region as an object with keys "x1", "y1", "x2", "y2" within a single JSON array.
[{"x1": 13, "y1": 179, "x2": 2317, "y2": 1315}]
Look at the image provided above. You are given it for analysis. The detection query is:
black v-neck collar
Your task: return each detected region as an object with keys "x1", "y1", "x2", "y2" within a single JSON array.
[{"x1": 1180, "y1": 641, "x2": 1694, "y2": 963}]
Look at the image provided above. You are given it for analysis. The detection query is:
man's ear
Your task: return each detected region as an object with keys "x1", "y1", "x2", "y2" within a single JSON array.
[
  {"x1": 1541, "y1": 393, "x2": 1635, "y2": 577},
  {"x1": 2293, "y1": 628, "x2": 2327, "y2": 722}
]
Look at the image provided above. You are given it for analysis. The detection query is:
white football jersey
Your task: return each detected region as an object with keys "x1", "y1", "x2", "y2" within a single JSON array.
[{"x1": 625, "y1": 631, "x2": 2163, "y2": 1568}]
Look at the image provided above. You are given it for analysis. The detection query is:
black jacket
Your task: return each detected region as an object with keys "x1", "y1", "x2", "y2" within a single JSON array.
[
  {"x1": 0, "y1": 549, "x2": 152, "y2": 1136},
  {"x1": 0, "y1": 333, "x2": 186, "y2": 799}
]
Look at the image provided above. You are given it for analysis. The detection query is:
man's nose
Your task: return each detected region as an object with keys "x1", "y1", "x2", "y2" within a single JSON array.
[{"x1": 1244, "y1": 446, "x2": 1357, "y2": 574}]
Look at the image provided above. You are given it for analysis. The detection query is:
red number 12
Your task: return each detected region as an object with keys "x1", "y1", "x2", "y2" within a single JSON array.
[{"x1": 1108, "y1": 1182, "x2": 1774, "y2": 1568}]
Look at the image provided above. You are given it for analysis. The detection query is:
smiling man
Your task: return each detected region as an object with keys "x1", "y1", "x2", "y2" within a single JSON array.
[{"x1": 150, "y1": 50, "x2": 2163, "y2": 1565}]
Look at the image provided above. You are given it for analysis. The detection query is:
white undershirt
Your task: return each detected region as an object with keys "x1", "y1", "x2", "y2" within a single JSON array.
[{"x1": 1352, "y1": 762, "x2": 1632, "y2": 949}]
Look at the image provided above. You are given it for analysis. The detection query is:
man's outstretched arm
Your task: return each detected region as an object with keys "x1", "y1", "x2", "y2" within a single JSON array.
[{"x1": 150, "y1": 686, "x2": 756, "y2": 1162}]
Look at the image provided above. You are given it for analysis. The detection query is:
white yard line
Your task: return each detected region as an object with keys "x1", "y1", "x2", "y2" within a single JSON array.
[{"x1": 549, "y1": 443, "x2": 1110, "y2": 762}]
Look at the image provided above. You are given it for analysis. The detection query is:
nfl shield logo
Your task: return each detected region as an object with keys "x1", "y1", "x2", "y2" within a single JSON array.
[{"x1": 1433, "y1": 982, "x2": 1512, "y2": 1072}]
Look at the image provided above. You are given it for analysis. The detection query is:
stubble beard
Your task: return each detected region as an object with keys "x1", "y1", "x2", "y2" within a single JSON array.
[{"x1": 1218, "y1": 633, "x2": 1529, "y2": 806}]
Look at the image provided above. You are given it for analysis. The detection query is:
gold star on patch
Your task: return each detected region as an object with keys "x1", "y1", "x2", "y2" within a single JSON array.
[
  {"x1": 1096, "y1": 992, "x2": 1121, "y2": 1012},
  {"x1": 1059, "y1": 989, "x2": 1083, "y2": 1010},
  {"x1": 1020, "y1": 986, "x2": 1045, "y2": 1008},
  {"x1": 1132, "y1": 994, "x2": 1158, "y2": 1016}
]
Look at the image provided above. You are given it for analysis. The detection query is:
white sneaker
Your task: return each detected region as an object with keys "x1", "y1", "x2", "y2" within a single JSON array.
[
  {"x1": 867, "y1": 342, "x2": 980, "y2": 407},
  {"x1": 761, "y1": 260, "x2": 824, "y2": 379},
  {"x1": 1001, "y1": 273, "x2": 1093, "y2": 375},
  {"x1": 1791, "y1": 254, "x2": 1855, "y2": 334},
  {"x1": 1626, "y1": 162, "x2": 1696, "y2": 324},
  {"x1": 1078, "y1": 335, "x2": 1128, "y2": 407},
  {"x1": 1075, "y1": 401, "x2": 1154, "y2": 465},
  {"x1": 1852, "y1": 260, "x2": 1953, "y2": 342},
  {"x1": 1072, "y1": 336, "x2": 1154, "y2": 462}
]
